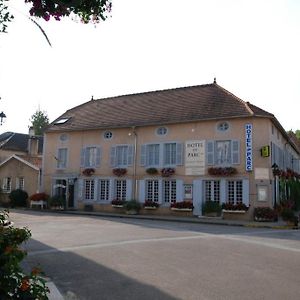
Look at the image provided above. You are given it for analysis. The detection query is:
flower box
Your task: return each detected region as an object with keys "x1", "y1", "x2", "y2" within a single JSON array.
[
  {"x1": 161, "y1": 168, "x2": 175, "y2": 177},
  {"x1": 171, "y1": 208, "x2": 193, "y2": 212},
  {"x1": 208, "y1": 167, "x2": 237, "y2": 176},
  {"x1": 144, "y1": 206, "x2": 158, "y2": 210},
  {"x1": 112, "y1": 205, "x2": 124, "y2": 208},
  {"x1": 82, "y1": 168, "x2": 95, "y2": 176},
  {"x1": 222, "y1": 209, "x2": 246, "y2": 214},
  {"x1": 112, "y1": 168, "x2": 127, "y2": 177}
]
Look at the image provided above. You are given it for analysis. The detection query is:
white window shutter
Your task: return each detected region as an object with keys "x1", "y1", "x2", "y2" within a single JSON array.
[
  {"x1": 193, "y1": 179, "x2": 203, "y2": 216},
  {"x1": 127, "y1": 145, "x2": 134, "y2": 166},
  {"x1": 176, "y1": 143, "x2": 183, "y2": 165},
  {"x1": 80, "y1": 148, "x2": 85, "y2": 167},
  {"x1": 138, "y1": 180, "x2": 145, "y2": 203},
  {"x1": 140, "y1": 144, "x2": 146, "y2": 166},
  {"x1": 96, "y1": 147, "x2": 101, "y2": 167},
  {"x1": 110, "y1": 146, "x2": 116, "y2": 167},
  {"x1": 242, "y1": 179, "x2": 250, "y2": 206},
  {"x1": 176, "y1": 180, "x2": 184, "y2": 202},
  {"x1": 126, "y1": 179, "x2": 133, "y2": 200},
  {"x1": 232, "y1": 140, "x2": 240, "y2": 164},
  {"x1": 206, "y1": 140, "x2": 214, "y2": 165}
]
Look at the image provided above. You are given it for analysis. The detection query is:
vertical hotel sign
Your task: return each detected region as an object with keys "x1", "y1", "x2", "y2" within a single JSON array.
[{"x1": 245, "y1": 124, "x2": 253, "y2": 171}]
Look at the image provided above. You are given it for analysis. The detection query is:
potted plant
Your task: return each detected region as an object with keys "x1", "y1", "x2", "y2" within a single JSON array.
[
  {"x1": 222, "y1": 203, "x2": 249, "y2": 213},
  {"x1": 144, "y1": 200, "x2": 159, "y2": 209},
  {"x1": 170, "y1": 201, "x2": 194, "y2": 211},
  {"x1": 111, "y1": 199, "x2": 126, "y2": 207},
  {"x1": 112, "y1": 168, "x2": 127, "y2": 177},
  {"x1": 82, "y1": 168, "x2": 95, "y2": 176},
  {"x1": 124, "y1": 200, "x2": 141, "y2": 215},
  {"x1": 202, "y1": 201, "x2": 222, "y2": 217},
  {"x1": 161, "y1": 168, "x2": 175, "y2": 177}
]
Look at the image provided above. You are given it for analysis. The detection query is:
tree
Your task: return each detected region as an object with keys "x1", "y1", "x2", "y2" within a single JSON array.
[
  {"x1": 30, "y1": 110, "x2": 49, "y2": 136},
  {"x1": 295, "y1": 130, "x2": 300, "y2": 140},
  {"x1": 0, "y1": 0, "x2": 112, "y2": 33}
]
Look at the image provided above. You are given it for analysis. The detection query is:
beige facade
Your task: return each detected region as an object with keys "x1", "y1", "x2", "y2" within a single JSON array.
[{"x1": 42, "y1": 116, "x2": 300, "y2": 219}]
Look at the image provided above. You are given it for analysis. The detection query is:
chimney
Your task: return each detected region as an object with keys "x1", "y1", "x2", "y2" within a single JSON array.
[{"x1": 28, "y1": 127, "x2": 39, "y2": 156}]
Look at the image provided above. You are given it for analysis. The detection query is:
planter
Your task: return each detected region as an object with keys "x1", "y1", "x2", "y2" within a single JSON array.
[
  {"x1": 112, "y1": 205, "x2": 124, "y2": 208},
  {"x1": 126, "y1": 209, "x2": 138, "y2": 215},
  {"x1": 222, "y1": 209, "x2": 246, "y2": 214},
  {"x1": 204, "y1": 212, "x2": 220, "y2": 217},
  {"x1": 171, "y1": 208, "x2": 193, "y2": 212},
  {"x1": 144, "y1": 206, "x2": 158, "y2": 210}
]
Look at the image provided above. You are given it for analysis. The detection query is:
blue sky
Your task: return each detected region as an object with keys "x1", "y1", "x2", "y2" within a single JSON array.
[{"x1": 0, "y1": 0, "x2": 300, "y2": 134}]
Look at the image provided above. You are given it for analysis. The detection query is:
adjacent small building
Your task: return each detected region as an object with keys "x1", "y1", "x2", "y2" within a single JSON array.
[
  {"x1": 42, "y1": 81, "x2": 300, "y2": 219},
  {"x1": 0, "y1": 130, "x2": 43, "y2": 205}
]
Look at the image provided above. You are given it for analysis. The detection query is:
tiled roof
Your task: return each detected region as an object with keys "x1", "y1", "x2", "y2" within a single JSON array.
[
  {"x1": 288, "y1": 131, "x2": 300, "y2": 153},
  {"x1": 0, "y1": 132, "x2": 43, "y2": 154},
  {"x1": 47, "y1": 82, "x2": 275, "y2": 132}
]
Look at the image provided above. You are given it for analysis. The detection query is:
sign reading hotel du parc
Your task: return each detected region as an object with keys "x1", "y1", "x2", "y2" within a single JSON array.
[
  {"x1": 245, "y1": 124, "x2": 253, "y2": 171},
  {"x1": 185, "y1": 140, "x2": 205, "y2": 175}
]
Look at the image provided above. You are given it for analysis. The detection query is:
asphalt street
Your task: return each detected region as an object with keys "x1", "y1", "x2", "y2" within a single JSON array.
[{"x1": 9, "y1": 210, "x2": 300, "y2": 300}]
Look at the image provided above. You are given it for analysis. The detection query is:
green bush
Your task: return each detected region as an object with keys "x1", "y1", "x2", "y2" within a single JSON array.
[
  {"x1": 8, "y1": 189, "x2": 28, "y2": 207},
  {"x1": 254, "y1": 207, "x2": 278, "y2": 222},
  {"x1": 49, "y1": 195, "x2": 65, "y2": 208},
  {"x1": 0, "y1": 210, "x2": 49, "y2": 299},
  {"x1": 202, "y1": 201, "x2": 222, "y2": 215},
  {"x1": 124, "y1": 200, "x2": 141, "y2": 212},
  {"x1": 280, "y1": 207, "x2": 295, "y2": 222}
]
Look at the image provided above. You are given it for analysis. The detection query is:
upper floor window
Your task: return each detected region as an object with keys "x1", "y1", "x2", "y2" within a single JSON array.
[
  {"x1": 81, "y1": 146, "x2": 101, "y2": 168},
  {"x1": 156, "y1": 127, "x2": 168, "y2": 136},
  {"x1": 104, "y1": 131, "x2": 113, "y2": 140},
  {"x1": 217, "y1": 122, "x2": 229, "y2": 132},
  {"x1": 207, "y1": 140, "x2": 240, "y2": 166},
  {"x1": 57, "y1": 148, "x2": 68, "y2": 169},
  {"x1": 141, "y1": 142, "x2": 183, "y2": 167},
  {"x1": 2, "y1": 177, "x2": 11, "y2": 193},
  {"x1": 16, "y1": 177, "x2": 25, "y2": 190},
  {"x1": 110, "y1": 145, "x2": 133, "y2": 167}
]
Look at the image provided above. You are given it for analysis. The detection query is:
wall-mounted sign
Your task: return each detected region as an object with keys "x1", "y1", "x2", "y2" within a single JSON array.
[
  {"x1": 245, "y1": 124, "x2": 253, "y2": 171},
  {"x1": 261, "y1": 145, "x2": 270, "y2": 157},
  {"x1": 185, "y1": 140, "x2": 205, "y2": 175}
]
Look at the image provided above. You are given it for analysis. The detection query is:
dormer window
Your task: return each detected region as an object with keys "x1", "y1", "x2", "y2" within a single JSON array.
[
  {"x1": 104, "y1": 131, "x2": 113, "y2": 140},
  {"x1": 156, "y1": 127, "x2": 168, "y2": 136},
  {"x1": 217, "y1": 122, "x2": 229, "y2": 132}
]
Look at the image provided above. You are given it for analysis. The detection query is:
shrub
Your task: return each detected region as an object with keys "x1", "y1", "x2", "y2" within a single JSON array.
[
  {"x1": 202, "y1": 201, "x2": 222, "y2": 215},
  {"x1": 0, "y1": 210, "x2": 49, "y2": 299},
  {"x1": 29, "y1": 192, "x2": 49, "y2": 201},
  {"x1": 146, "y1": 168, "x2": 158, "y2": 175},
  {"x1": 254, "y1": 207, "x2": 278, "y2": 222},
  {"x1": 49, "y1": 195, "x2": 65, "y2": 208},
  {"x1": 280, "y1": 207, "x2": 295, "y2": 222},
  {"x1": 124, "y1": 200, "x2": 141, "y2": 211},
  {"x1": 8, "y1": 189, "x2": 28, "y2": 207}
]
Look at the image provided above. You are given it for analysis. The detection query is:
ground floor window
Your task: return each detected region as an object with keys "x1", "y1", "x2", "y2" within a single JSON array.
[
  {"x1": 163, "y1": 180, "x2": 177, "y2": 203},
  {"x1": 2, "y1": 177, "x2": 11, "y2": 193},
  {"x1": 204, "y1": 180, "x2": 220, "y2": 202},
  {"x1": 115, "y1": 180, "x2": 127, "y2": 201},
  {"x1": 227, "y1": 180, "x2": 243, "y2": 204},
  {"x1": 99, "y1": 179, "x2": 110, "y2": 201},
  {"x1": 146, "y1": 180, "x2": 159, "y2": 202},
  {"x1": 84, "y1": 179, "x2": 95, "y2": 201},
  {"x1": 16, "y1": 177, "x2": 25, "y2": 190}
]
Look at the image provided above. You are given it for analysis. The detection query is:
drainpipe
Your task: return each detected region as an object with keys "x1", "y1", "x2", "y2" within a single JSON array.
[{"x1": 132, "y1": 127, "x2": 138, "y2": 200}]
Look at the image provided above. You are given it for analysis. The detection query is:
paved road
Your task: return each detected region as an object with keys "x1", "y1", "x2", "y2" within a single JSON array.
[{"x1": 10, "y1": 210, "x2": 300, "y2": 300}]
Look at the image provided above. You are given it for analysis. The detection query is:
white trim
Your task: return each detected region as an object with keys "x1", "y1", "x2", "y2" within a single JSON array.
[{"x1": 0, "y1": 154, "x2": 40, "y2": 171}]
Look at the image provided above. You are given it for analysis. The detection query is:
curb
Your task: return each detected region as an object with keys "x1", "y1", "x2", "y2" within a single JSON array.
[{"x1": 47, "y1": 280, "x2": 64, "y2": 300}]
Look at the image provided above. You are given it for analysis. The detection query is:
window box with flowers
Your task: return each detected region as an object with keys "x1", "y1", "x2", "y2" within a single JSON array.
[
  {"x1": 208, "y1": 167, "x2": 237, "y2": 176},
  {"x1": 146, "y1": 168, "x2": 159, "y2": 175},
  {"x1": 111, "y1": 199, "x2": 126, "y2": 208},
  {"x1": 143, "y1": 200, "x2": 159, "y2": 209},
  {"x1": 161, "y1": 168, "x2": 175, "y2": 177},
  {"x1": 82, "y1": 168, "x2": 95, "y2": 176},
  {"x1": 170, "y1": 201, "x2": 194, "y2": 211},
  {"x1": 112, "y1": 168, "x2": 127, "y2": 177},
  {"x1": 222, "y1": 203, "x2": 249, "y2": 213}
]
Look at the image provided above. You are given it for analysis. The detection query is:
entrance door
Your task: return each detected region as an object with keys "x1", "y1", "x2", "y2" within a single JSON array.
[{"x1": 68, "y1": 183, "x2": 75, "y2": 208}]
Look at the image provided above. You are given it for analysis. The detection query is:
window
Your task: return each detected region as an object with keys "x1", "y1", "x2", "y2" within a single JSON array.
[
  {"x1": 227, "y1": 180, "x2": 243, "y2": 204},
  {"x1": 146, "y1": 144, "x2": 160, "y2": 166},
  {"x1": 217, "y1": 122, "x2": 229, "y2": 132},
  {"x1": 110, "y1": 145, "x2": 133, "y2": 167},
  {"x1": 54, "y1": 117, "x2": 70, "y2": 125},
  {"x1": 104, "y1": 131, "x2": 113, "y2": 140},
  {"x1": 207, "y1": 140, "x2": 240, "y2": 166},
  {"x1": 156, "y1": 127, "x2": 168, "y2": 136},
  {"x1": 57, "y1": 148, "x2": 68, "y2": 169},
  {"x1": 163, "y1": 180, "x2": 177, "y2": 203},
  {"x1": 146, "y1": 180, "x2": 159, "y2": 202},
  {"x1": 16, "y1": 177, "x2": 25, "y2": 190},
  {"x1": 84, "y1": 179, "x2": 95, "y2": 201},
  {"x1": 115, "y1": 180, "x2": 127, "y2": 201},
  {"x1": 99, "y1": 179, "x2": 110, "y2": 201},
  {"x1": 204, "y1": 180, "x2": 220, "y2": 202},
  {"x1": 164, "y1": 143, "x2": 176, "y2": 165},
  {"x1": 59, "y1": 134, "x2": 68, "y2": 141},
  {"x1": 2, "y1": 177, "x2": 12, "y2": 193},
  {"x1": 81, "y1": 146, "x2": 101, "y2": 168}
]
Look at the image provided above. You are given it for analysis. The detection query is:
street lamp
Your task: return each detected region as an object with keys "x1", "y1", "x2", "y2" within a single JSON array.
[{"x1": 0, "y1": 111, "x2": 6, "y2": 125}]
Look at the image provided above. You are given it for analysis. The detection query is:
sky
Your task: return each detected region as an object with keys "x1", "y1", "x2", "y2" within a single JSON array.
[{"x1": 0, "y1": 0, "x2": 300, "y2": 134}]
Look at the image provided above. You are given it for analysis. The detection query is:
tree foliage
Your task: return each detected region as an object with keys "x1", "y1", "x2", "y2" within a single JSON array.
[
  {"x1": 30, "y1": 110, "x2": 50, "y2": 136},
  {"x1": 295, "y1": 129, "x2": 300, "y2": 140},
  {"x1": 0, "y1": 0, "x2": 112, "y2": 33}
]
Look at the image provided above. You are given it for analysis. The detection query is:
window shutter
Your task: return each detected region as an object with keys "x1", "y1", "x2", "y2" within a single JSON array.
[
  {"x1": 140, "y1": 144, "x2": 146, "y2": 166},
  {"x1": 176, "y1": 180, "x2": 184, "y2": 202},
  {"x1": 193, "y1": 180, "x2": 203, "y2": 216},
  {"x1": 80, "y1": 148, "x2": 85, "y2": 167},
  {"x1": 77, "y1": 179, "x2": 84, "y2": 199},
  {"x1": 176, "y1": 143, "x2": 183, "y2": 165},
  {"x1": 206, "y1": 140, "x2": 214, "y2": 165},
  {"x1": 220, "y1": 179, "x2": 226, "y2": 204},
  {"x1": 126, "y1": 179, "x2": 132, "y2": 200},
  {"x1": 138, "y1": 180, "x2": 145, "y2": 203},
  {"x1": 232, "y1": 140, "x2": 240, "y2": 165},
  {"x1": 109, "y1": 179, "x2": 115, "y2": 202},
  {"x1": 127, "y1": 145, "x2": 134, "y2": 166},
  {"x1": 242, "y1": 179, "x2": 250, "y2": 207},
  {"x1": 96, "y1": 147, "x2": 101, "y2": 167},
  {"x1": 110, "y1": 146, "x2": 116, "y2": 167}
]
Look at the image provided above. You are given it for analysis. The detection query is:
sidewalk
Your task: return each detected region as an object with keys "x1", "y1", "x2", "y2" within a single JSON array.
[{"x1": 53, "y1": 209, "x2": 296, "y2": 230}]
